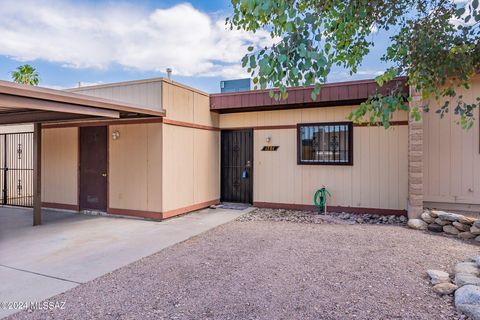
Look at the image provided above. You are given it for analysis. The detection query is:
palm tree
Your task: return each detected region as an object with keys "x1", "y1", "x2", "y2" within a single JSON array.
[{"x1": 11, "y1": 64, "x2": 40, "y2": 86}]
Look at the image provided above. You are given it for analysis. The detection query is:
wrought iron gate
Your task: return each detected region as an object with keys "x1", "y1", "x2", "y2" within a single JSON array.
[{"x1": 0, "y1": 132, "x2": 33, "y2": 207}]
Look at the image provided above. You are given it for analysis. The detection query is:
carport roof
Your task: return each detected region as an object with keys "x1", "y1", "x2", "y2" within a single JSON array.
[{"x1": 0, "y1": 80, "x2": 165, "y2": 125}]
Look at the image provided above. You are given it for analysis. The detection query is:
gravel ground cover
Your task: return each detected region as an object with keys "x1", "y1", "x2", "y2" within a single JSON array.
[
  {"x1": 8, "y1": 217, "x2": 478, "y2": 320},
  {"x1": 237, "y1": 208, "x2": 408, "y2": 225}
]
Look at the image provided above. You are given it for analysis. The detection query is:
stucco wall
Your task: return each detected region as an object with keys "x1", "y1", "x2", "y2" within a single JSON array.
[
  {"x1": 161, "y1": 81, "x2": 220, "y2": 214},
  {"x1": 108, "y1": 123, "x2": 162, "y2": 212},
  {"x1": 220, "y1": 106, "x2": 409, "y2": 210},
  {"x1": 41, "y1": 127, "x2": 78, "y2": 206},
  {"x1": 423, "y1": 76, "x2": 480, "y2": 207}
]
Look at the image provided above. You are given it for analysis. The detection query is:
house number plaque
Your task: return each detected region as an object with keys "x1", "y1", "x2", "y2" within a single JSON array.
[{"x1": 261, "y1": 146, "x2": 279, "y2": 151}]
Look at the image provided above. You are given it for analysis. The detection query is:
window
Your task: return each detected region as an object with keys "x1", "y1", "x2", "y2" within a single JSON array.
[{"x1": 297, "y1": 122, "x2": 353, "y2": 165}]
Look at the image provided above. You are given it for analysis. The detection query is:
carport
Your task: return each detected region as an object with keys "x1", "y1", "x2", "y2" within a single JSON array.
[{"x1": 0, "y1": 80, "x2": 165, "y2": 226}]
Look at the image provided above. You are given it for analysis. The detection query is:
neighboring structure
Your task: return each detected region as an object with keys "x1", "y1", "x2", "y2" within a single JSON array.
[
  {"x1": 40, "y1": 79, "x2": 219, "y2": 220},
  {"x1": 220, "y1": 78, "x2": 251, "y2": 93},
  {"x1": 0, "y1": 75, "x2": 478, "y2": 224}
]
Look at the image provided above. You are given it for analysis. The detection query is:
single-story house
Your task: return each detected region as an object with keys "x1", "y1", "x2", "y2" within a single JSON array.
[{"x1": 0, "y1": 75, "x2": 478, "y2": 225}]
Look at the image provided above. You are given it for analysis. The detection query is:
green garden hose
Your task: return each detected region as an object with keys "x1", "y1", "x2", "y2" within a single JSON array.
[{"x1": 314, "y1": 187, "x2": 331, "y2": 213}]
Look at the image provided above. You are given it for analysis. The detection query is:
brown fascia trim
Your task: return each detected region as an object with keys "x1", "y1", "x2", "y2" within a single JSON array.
[
  {"x1": 42, "y1": 117, "x2": 220, "y2": 131},
  {"x1": 253, "y1": 201, "x2": 407, "y2": 217},
  {"x1": 0, "y1": 80, "x2": 165, "y2": 117},
  {"x1": 162, "y1": 118, "x2": 220, "y2": 131},
  {"x1": 42, "y1": 117, "x2": 163, "y2": 129},
  {"x1": 220, "y1": 121, "x2": 408, "y2": 131},
  {"x1": 210, "y1": 77, "x2": 408, "y2": 113}
]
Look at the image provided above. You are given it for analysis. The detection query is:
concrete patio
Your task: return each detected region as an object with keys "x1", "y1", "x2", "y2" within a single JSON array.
[{"x1": 0, "y1": 206, "x2": 252, "y2": 318}]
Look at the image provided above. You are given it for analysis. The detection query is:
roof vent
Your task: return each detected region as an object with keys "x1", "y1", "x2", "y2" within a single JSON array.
[{"x1": 166, "y1": 68, "x2": 173, "y2": 80}]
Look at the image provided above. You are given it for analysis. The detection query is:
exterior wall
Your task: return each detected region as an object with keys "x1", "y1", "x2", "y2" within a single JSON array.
[
  {"x1": 41, "y1": 127, "x2": 79, "y2": 208},
  {"x1": 220, "y1": 106, "x2": 409, "y2": 212},
  {"x1": 161, "y1": 81, "x2": 220, "y2": 216},
  {"x1": 0, "y1": 124, "x2": 33, "y2": 134},
  {"x1": 162, "y1": 80, "x2": 219, "y2": 127},
  {"x1": 108, "y1": 123, "x2": 162, "y2": 215},
  {"x1": 423, "y1": 76, "x2": 480, "y2": 209},
  {"x1": 69, "y1": 79, "x2": 164, "y2": 112}
]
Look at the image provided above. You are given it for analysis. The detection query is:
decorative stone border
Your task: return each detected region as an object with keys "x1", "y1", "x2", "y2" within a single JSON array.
[
  {"x1": 408, "y1": 209, "x2": 480, "y2": 243},
  {"x1": 427, "y1": 257, "x2": 480, "y2": 319}
]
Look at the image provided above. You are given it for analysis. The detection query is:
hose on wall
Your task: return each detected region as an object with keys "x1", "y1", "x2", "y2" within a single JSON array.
[{"x1": 314, "y1": 186, "x2": 331, "y2": 214}]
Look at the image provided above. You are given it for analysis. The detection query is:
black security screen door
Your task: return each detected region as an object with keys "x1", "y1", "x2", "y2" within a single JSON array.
[
  {"x1": 221, "y1": 129, "x2": 253, "y2": 203},
  {"x1": 0, "y1": 132, "x2": 34, "y2": 207}
]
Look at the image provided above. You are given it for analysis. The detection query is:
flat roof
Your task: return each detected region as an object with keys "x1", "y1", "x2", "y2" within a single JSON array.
[
  {"x1": 0, "y1": 80, "x2": 165, "y2": 125},
  {"x1": 210, "y1": 77, "x2": 408, "y2": 113}
]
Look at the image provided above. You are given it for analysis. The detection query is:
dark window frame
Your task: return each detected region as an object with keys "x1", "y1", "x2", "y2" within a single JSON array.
[{"x1": 296, "y1": 121, "x2": 354, "y2": 166}]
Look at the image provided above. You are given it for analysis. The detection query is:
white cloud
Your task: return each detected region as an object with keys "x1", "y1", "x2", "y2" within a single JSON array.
[
  {"x1": 0, "y1": 1, "x2": 275, "y2": 78},
  {"x1": 449, "y1": 0, "x2": 478, "y2": 27}
]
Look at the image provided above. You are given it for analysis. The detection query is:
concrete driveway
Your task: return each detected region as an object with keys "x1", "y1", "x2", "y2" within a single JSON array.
[{"x1": 0, "y1": 206, "x2": 251, "y2": 318}]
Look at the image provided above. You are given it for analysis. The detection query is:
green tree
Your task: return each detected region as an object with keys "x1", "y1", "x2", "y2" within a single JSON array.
[
  {"x1": 228, "y1": 0, "x2": 480, "y2": 128},
  {"x1": 11, "y1": 64, "x2": 40, "y2": 86}
]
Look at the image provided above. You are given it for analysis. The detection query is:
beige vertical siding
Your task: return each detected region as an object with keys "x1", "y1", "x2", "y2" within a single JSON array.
[
  {"x1": 69, "y1": 79, "x2": 164, "y2": 112},
  {"x1": 423, "y1": 76, "x2": 480, "y2": 206},
  {"x1": 162, "y1": 81, "x2": 219, "y2": 127},
  {"x1": 161, "y1": 81, "x2": 220, "y2": 213},
  {"x1": 41, "y1": 127, "x2": 78, "y2": 205},
  {"x1": 108, "y1": 123, "x2": 162, "y2": 212},
  {"x1": 220, "y1": 106, "x2": 408, "y2": 210}
]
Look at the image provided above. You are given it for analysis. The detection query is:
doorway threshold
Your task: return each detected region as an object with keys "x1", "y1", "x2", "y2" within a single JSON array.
[{"x1": 213, "y1": 202, "x2": 251, "y2": 210}]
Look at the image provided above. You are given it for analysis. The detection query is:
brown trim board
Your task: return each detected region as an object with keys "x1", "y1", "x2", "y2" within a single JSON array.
[
  {"x1": 162, "y1": 119, "x2": 220, "y2": 131},
  {"x1": 107, "y1": 208, "x2": 162, "y2": 220},
  {"x1": 107, "y1": 199, "x2": 220, "y2": 220},
  {"x1": 162, "y1": 199, "x2": 220, "y2": 219},
  {"x1": 253, "y1": 202, "x2": 407, "y2": 216},
  {"x1": 42, "y1": 202, "x2": 80, "y2": 211},
  {"x1": 42, "y1": 117, "x2": 163, "y2": 129},
  {"x1": 221, "y1": 121, "x2": 408, "y2": 131}
]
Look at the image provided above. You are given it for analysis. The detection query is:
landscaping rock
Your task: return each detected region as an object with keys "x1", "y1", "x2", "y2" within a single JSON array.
[
  {"x1": 421, "y1": 211, "x2": 435, "y2": 224},
  {"x1": 459, "y1": 215, "x2": 477, "y2": 225},
  {"x1": 454, "y1": 262, "x2": 479, "y2": 276},
  {"x1": 474, "y1": 256, "x2": 480, "y2": 267},
  {"x1": 455, "y1": 273, "x2": 480, "y2": 287},
  {"x1": 435, "y1": 218, "x2": 451, "y2": 226},
  {"x1": 236, "y1": 209, "x2": 409, "y2": 225},
  {"x1": 476, "y1": 236, "x2": 480, "y2": 242},
  {"x1": 427, "y1": 223, "x2": 444, "y2": 233},
  {"x1": 433, "y1": 282, "x2": 458, "y2": 295},
  {"x1": 474, "y1": 220, "x2": 480, "y2": 228},
  {"x1": 437, "y1": 211, "x2": 461, "y2": 222},
  {"x1": 444, "y1": 225, "x2": 460, "y2": 235},
  {"x1": 458, "y1": 232, "x2": 476, "y2": 240},
  {"x1": 427, "y1": 269, "x2": 451, "y2": 285},
  {"x1": 457, "y1": 304, "x2": 480, "y2": 320},
  {"x1": 407, "y1": 219, "x2": 428, "y2": 230},
  {"x1": 453, "y1": 222, "x2": 471, "y2": 232},
  {"x1": 455, "y1": 285, "x2": 480, "y2": 320},
  {"x1": 429, "y1": 210, "x2": 440, "y2": 218},
  {"x1": 471, "y1": 225, "x2": 480, "y2": 235}
]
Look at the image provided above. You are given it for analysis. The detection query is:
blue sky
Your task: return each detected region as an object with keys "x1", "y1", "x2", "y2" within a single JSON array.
[{"x1": 0, "y1": 0, "x2": 391, "y2": 93}]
